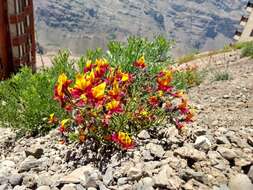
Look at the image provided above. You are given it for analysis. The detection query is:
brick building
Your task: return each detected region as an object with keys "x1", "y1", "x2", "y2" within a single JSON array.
[
  {"x1": 234, "y1": 1, "x2": 253, "y2": 42},
  {"x1": 0, "y1": 0, "x2": 36, "y2": 80}
]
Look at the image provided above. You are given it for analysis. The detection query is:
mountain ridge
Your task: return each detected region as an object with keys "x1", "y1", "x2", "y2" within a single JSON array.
[{"x1": 34, "y1": 0, "x2": 247, "y2": 56}]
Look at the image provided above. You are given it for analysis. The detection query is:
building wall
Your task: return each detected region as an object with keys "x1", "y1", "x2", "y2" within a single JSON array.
[
  {"x1": 239, "y1": 9, "x2": 253, "y2": 42},
  {"x1": 0, "y1": 0, "x2": 12, "y2": 79}
]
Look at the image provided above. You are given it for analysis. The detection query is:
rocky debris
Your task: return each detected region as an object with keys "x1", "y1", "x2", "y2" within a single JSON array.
[
  {"x1": 57, "y1": 165, "x2": 101, "y2": 188},
  {"x1": 136, "y1": 177, "x2": 154, "y2": 190},
  {"x1": 194, "y1": 136, "x2": 212, "y2": 151},
  {"x1": 174, "y1": 146, "x2": 206, "y2": 161},
  {"x1": 0, "y1": 52, "x2": 253, "y2": 190},
  {"x1": 146, "y1": 143, "x2": 165, "y2": 158},
  {"x1": 247, "y1": 137, "x2": 253, "y2": 147},
  {"x1": 137, "y1": 130, "x2": 150, "y2": 140},
  {"x1": 153, "y1": 165, "x2": 178, "y2": 188},
  {"x1": 228, "y1": 174, "x2": 253, "y2": 190},
  {"x1": 37, "y1": 186, "x2": 51, "y2": 190},
  {"x1": 8, "y1": 174, "x2": 23, "y2": 186},
  {"x1": 248, "y1": 166, "x2": 253, "y2": 183},
  {"x1": 24, "y1": 145, "x2": 44, "y2": 159},
  {"x1": 18, "y1": 156, "x2": 45, "y2": 172},
  {"x1": 217, "y1": 147, "x2": 237, "y2": 161},
  {"x1": 0, "y1": 184, "x2": 8, "y2": 190}
]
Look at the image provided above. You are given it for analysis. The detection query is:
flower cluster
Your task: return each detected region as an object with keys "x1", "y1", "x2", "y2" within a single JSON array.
[{"x1": 52, "y1": 56, "x2": 195, "y2": 149}]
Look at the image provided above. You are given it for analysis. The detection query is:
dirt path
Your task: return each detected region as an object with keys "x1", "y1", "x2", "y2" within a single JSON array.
[{"x1": 189, "y1": 55, "x2": 253, "y2": 133}]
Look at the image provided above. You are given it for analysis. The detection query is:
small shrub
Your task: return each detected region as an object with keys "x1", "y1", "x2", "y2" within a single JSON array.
[
  {"x1": 0, "y1": 50, "x2": 74, "y2": 135},
  {"x1": 231, "y1": 41, "x2": 253, "y2": 50},
  {"x1": 53, "y1": 56, "x2": 195, "y2": 149},
  {"x1": 241, "y1": 42, "x2": 253, "y2": 58},
  {"x1": 171, "y1": 64, "x2": 203, "y2": 90},
  {"x1": 0, "y1": 37, "x2": 198, "y2": 141},
  {"x1": 77, "y1": 36, "x2": 174, "y2": 76},
  {"x1": 213, "y1": 71, "x2": 232, "y2": 81}
]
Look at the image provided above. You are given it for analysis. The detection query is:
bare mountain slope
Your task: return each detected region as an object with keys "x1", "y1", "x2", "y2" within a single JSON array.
[{"x1": 34, "y1": 0, "x2": 247, "y2": 56}]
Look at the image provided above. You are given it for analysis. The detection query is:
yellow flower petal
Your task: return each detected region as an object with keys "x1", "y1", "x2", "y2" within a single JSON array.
[
  {"x1": 106, "y1": 100, "x2": 120, "y2": 111},
  {"x1": 75, "y1": 74, "x2": 90, "y2": 90},
  {"x1": 92, "y1": 82, "x2": 106, "y2": 99},
  {"x1": 57, "y1": 73, "x2": 68, "y2": 96},
  {"x1": 121, "y1": 73, "x2": 129, "y2": 82},
  {"x1": 138, "y1": 55, "x2": 145, "y2": 63},
  {"x1": 61, "y1": 119, "x2": 70, "y2": 127}
]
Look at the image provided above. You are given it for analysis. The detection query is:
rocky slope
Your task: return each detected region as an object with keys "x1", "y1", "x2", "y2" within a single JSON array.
[
  {"x1": 0, "y1": 50, "x2": 253, "y2": 190},
  {"x1": 34, "y1": 0, "x2": 246, "y2": 56}
]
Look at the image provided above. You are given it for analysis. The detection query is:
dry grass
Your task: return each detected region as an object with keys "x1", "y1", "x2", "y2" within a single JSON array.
[{"x1": 176, "y1": 41, "x2": 253, "y2": 65}]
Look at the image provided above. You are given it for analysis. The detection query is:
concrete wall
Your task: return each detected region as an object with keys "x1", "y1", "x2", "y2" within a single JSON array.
[{"x1": 239, "y1": 9, "x2": 253, "y2": 42}]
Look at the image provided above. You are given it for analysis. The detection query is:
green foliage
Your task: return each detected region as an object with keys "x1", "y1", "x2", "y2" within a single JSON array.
[
  {"x1": 77, "y1": 48, "x2": 103, "y2": 72},
  {"x1": 106, "y1": 36, "x2": 173, "y2": 74},
  {"x1": 76, "y1": 36, "x2": 175, "y2": 87},
  {"x1": 0, "y1": 50, "x2": 74, "y2": 135},
  {"x1": 53, "y1": 57, "x2": 195, "y2": 149},
  {"x1": 213, "y1": 71, "x2": 232, "y2": 81},
  {"x1": 241, "y1": 42, "x2": 253, "y2": 58},
  {"x1": 0, "y1": 36, "x2": 201, "y2": 139},
  {"x1": 230, "y1": 41, "x2": 253, "y2": 50},
  {"x1": 173, "y1": 70, "x2": 204, "y2": 90}
]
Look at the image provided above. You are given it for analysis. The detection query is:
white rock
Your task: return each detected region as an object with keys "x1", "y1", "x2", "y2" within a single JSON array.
[
  {"x1": 62, "y1": 184, "x2": 77, "y2": 190},
  {"x1": 229, "y1": 174, "x2": 253, "y2": 190},
  {"x1": 0, "y1": 184, "x2": 8, "y2": 190},
  {"x1": 18, "y1": 157, "x2": 44, "y2": 172},
  {"x1": 146, "y1": 143, "x2": 165, "y2": 158},
  {"x1": 13, "y1": 186, "x2": 26, "y2": 190},
  {"x1": 36, "y1": 186, "x2": 51, "y2": 190},
  {"x1": 194, "y1": 136, "x2": 211, "y2": 150},
  {"x1": 136, "y1": 177, "x2": 154, "y2": 190},
  {"x1": 137, "y1": 130, "x2": 150, "y2": 139},
  {"x1": 153, "y1": 165, "x2": 174, "y2": 186},
  {"x1": 217, "y1": 147, "x2": 237, "y2": 160},
  {"x1": 103, "y1": 167, "x2": 114, "y2": 185},
  {"x1": 58, "y1": 165, "x2": 100, "y2": 187},
  {"x1": 1, "y1": 160, "x2": 15, "y2": 168},
  {"x1": 127, "y1": 167, "x2": 143, "y2": 179},
  {"x1": 174, "y1": 147, "x2": 206, "y2": 161}
]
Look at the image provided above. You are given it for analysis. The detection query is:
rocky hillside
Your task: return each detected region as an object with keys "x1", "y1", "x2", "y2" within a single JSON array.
[
  {"x1": 0, "y1": 50, "x2": 253, "y2": 190},
  {"x1": 34, "y1": 0, "x2": 246, "y2": 56}
]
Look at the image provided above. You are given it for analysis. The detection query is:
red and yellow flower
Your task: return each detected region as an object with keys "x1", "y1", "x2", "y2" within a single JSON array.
[
  {"x1": 134, "y1": 55, "x2": 146, "y2": 69},
  {"x1": 94, "y1": 58, "x2": 109, "y2": 78},
  {"x1": 54, "y1": 73, "x2": 72, "y2": 102},
  {"x1": 108, "y1": 80, "x2": 122, "y2": 100},
  {"x1": 53, "y1": 55, "x2": 195, "y2": 149},
  {"x1": 59, "y1": 119, "x2": 70, "y2": 133},
  {"x1": 157, "y1": 70, "x2": 173, "y2": 92},
  {"x1": 91, "y1": 82, "x2": 106, "y2": 100},
  {"x1": 148, "y1": 96, "x2": 159, "y2": 107},
  {"x1": 106, "y1": 99, "x2": 123, "y2": 114},
  {"x1": 178, "y1": 97, "x2": 189, "y2": 114},
  {"x1": 84, "y1": 60, "x2": 93, "y2": 73},
  {"x1": 185, "y1": 109, "x2": 196, "y2": 122},
  {"x1": 175, "y1": 119, "x2": 184, "y2": 130},
  {"x1": 48, "y1": 113, "x2": 58, "y2": 124},
  {"x1": 111, "y1": 132, "x2": 134, "y2": 149},
  {"x1": 115, "y1": 69, "x2": 130, "y2": 82}
]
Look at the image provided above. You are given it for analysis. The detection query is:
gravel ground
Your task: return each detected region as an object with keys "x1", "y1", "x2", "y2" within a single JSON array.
[{"x1": 0, "y1": 52, "x2": 252, "y2": 190}]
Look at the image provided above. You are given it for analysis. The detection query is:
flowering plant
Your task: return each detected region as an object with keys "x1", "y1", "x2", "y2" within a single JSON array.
[{"x1": 52, "y1": 56, "x2": 195, "y2": 149}]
